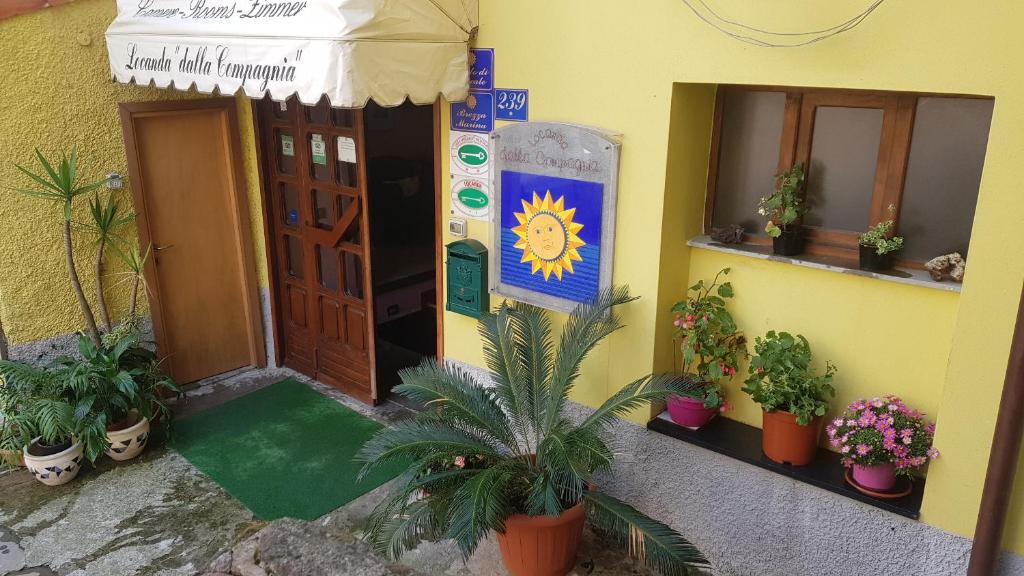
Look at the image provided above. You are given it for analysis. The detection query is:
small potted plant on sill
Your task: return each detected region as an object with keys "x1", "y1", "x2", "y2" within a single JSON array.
[
  {"x1": 759, "y1": 163, "x2": 806, "y2": 256},
  {"x1": 668, "y1": 268, "x2": 746, "y2": 429},
  {"x1": 357, "y1": 289, "x2": 708, "y2": 576},
  {"x1": 858, "y1": 217, "x2": 904, "y2": 272},
  {"x1": 742, "y1": 331, "x2": 836, "y2": 466},
  {"x1": 826, "y1": 395, "x2": 939, "y2": 495}
]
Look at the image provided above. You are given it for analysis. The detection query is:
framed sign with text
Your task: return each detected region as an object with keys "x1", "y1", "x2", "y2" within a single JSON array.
[{"x1": 490, "y1": 122, "x2": 621, "y2": 313}]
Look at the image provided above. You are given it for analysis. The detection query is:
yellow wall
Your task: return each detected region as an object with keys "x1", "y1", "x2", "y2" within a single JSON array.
[
  {"x1": 448, "y1": 0, "x2": 1024, "y2": 551},
  {"x1": 0, "y1": 0, "x2": 268, "y2": 345},
  {"x1": 6, "y1": 0, "x2": 1024, "y2": 555}
]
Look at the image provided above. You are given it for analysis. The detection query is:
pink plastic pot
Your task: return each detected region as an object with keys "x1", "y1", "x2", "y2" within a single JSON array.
[
  {"x1": 667, "y1": 395, "x2": 717, "y2": 430},
  {"x1": 852, "y1": 463, "x2": 897, "y2": 491}
]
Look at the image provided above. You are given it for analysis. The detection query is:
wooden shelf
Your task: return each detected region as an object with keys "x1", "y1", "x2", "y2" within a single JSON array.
[{"x1": 647, "y1": 411, "x2": 925, "y2": 519}]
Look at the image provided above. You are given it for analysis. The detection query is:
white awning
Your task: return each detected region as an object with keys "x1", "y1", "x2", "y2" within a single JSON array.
[{"x1": 105, "y1": 0, "x2": 478, "y2": 107}]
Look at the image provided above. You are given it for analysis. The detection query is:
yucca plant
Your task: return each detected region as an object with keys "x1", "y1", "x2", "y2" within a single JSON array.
[
  {"x1": 110, "y1": 242, "x2": 151, "y2": 318},
  {"x1": 82, "y1": 192, "x2": 135, "y2": 331},
  {"x1": 13, "y1": 149, "x2": 107, "y2": 346},
  {"x1": 356, "y1": 288, "x2": 709, "y2": 575}
]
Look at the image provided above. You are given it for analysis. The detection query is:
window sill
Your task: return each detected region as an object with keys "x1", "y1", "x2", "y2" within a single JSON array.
[
  {"x1": 647, "y1": 411, "x2": 925, "y2": 519},
  {"x1": 688, "y1": 236, "x2": 961, "y2": 293}
]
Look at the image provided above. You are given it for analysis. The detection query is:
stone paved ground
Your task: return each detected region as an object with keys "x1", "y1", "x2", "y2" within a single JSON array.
[{"x1": 1, "y1": 367, "x2": 661, "y2": 576}]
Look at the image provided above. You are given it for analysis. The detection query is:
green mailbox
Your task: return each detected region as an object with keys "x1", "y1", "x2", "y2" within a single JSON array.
[{"x1": 446, "y1": 239, "x2": 489, "y2": 318}]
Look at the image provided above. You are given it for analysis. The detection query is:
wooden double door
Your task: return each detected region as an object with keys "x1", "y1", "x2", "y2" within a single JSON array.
[{"x1": 258, "y1": 98, "x2": 377, "y2": 403}]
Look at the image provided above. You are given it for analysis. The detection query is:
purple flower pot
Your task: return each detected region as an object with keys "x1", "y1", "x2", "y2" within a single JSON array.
[
  {"x1": 667, "y1": 395, "x2": 717, "y2": 430},
  {"x1": 852, "y1": 463, "x2": 897, "y2": 491}
]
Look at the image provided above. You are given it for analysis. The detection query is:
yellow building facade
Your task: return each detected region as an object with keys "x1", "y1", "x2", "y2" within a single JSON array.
[{"x1": 2, "y1": 0, "x2": 1024, "y2": 568}]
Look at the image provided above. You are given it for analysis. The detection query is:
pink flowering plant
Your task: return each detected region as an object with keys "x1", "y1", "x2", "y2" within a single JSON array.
[
  {"x1": 670, "y1": 268, "x2": 746, "y2": 409},
  {"x1": 826, "y1": 395, "x2": 939, "y2": 475}
]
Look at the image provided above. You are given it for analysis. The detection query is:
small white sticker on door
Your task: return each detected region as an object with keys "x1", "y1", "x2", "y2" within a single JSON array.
[
  {"x1": 311, "y1": 134, "x2": 327, "y2": 165},
  {"x1": 280, "y1": 134, "x2": 294, "y2": 157},
  {"x1": 337, "y1": 136, "x2": 357, "y2": 164}
]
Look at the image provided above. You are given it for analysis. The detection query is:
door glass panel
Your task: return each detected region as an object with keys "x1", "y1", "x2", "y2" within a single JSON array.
[
  {"x1": 332, "y1": 108, "x2": 355, "y2": 128},
  {"x1": 343, "y1": 251, "x2": 363, "y2": 299},
  {"x1": 276, "y1": 130, "x2": 296, "y2": 175},
  {"x1": 317, "y1": 245, "x2": 339, "y2": 290},
  {"x1": 280, "y1": 182, "x2": 299, "y2": 228},
  {"x1": 285, "y1": 235, "x2": 304, "y2": 279},
  {"x1": 313, "y1": 189, "x2": 335, "y2": 230},
  {"x1": 338, "y1": 194, "x2": 360, "y2": 244},
  {"x1": 803, "y1": 106, "x2": 882, "y2": 232},
  {"x1": 272, "y1": 99, "x2": 290, "y2": 120},
  {"x1": 306, "y1": 98, "x2": 330, "y2": 125},
  {"x1": 336, "y1": 136, "x2": 358, "y2": 187},
  {"x1": 309, "y1": 133, "x2": 330, "y2": 181}
]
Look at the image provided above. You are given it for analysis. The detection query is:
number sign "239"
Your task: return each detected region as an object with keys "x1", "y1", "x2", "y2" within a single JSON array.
[{"x1": 495, "y1": 89, "x2": 528, "y2": 122}]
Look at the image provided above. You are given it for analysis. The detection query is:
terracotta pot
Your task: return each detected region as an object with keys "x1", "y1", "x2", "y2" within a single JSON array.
[
  {"x1": 762, "y1": 410, "x2": 822, "y2": 466},
  {"x1": 106, "y1": 410, "x2": 151, "y2": 462},
  {"x1": 496, "y1": 502, "x2": 586, "y2": 576},
  {"x1": 667, "y1": 395, "x2": 717, "y2": 430},
  {"x1": 23, "y1": 437, "x2": 84, "y2": 486},
  {"x1": 852, "y1": 463, "x2": 897, "y2": 491}
]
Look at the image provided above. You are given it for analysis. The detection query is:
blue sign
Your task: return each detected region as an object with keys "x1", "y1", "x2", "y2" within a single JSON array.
[
  {"x1": 451, "y1": 92, "x2": 494, "y2": 133},
  {"x1": 499, "y1": 171, "x2": 603, "y2": 303},
  {"x1": 495, "y1": 89, "x2": 528, "y2": 122},
  {"x1": 469, "y1": 48, "x2": 494, "y2": 92}
]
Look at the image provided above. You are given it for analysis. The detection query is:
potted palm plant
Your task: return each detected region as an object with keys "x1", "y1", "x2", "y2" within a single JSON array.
[
  {"x1": 0, "y1": 361, "x2": 106, "y2": 486},
  {"x1": 668, "y1": 268, "x2": 746, "y2": 429},
  {"x1": 357, "y1": 288, "x2": 709, "y2": 576},
  {"x1": 58, "y1": 327, "x2": 179, "y2": 462},
  {"x1": 742, "y1": 331, "x2": 836, "y2": 466},
  {"x1": 759, "y1": 164, "x2": 806, "y2": 256}
]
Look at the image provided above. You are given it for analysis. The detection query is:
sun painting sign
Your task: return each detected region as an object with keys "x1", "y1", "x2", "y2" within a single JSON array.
[{"x1": 492, "y1": 123, "x2": 620, "y2": 312}]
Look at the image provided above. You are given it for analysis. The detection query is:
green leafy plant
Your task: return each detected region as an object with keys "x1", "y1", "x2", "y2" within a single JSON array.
[
  {"x1": 0, "y1": 360, "x2": 105, "y2": 459},
  {"x1": 670, "y1": 268, "x2": 746, "y2": 408},
  {"x1": 13, "y1": 149, "x2": 107, "y2": 345},
  {"x1": 759, "y1": 164, "x2": 806, "y2": 238},
  {"x1": 356, "y1": 288, "x2": 708, "y2": 575},
  {"x1": 742, "y1": 331, "x2": 836, "y2": 425},
  {"x1": 0, "y1": 325, "x2": 179, "y2": 463},
  {"x1": 859, "y1": 219, "x2": 904, "y2": 256}
]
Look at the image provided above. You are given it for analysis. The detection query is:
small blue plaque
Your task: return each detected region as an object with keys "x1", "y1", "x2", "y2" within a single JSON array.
[
  {"x1": 495, "y1": 89, "x2": 528, "y2": 122},
  {"x1": 287, "y1": 209, "x2": 299, "y2": 225},
  {"x1": 451, "y1": 92, "x2": 495, "y2": 134},
  {"x1": 469, "y1": 48, "x2": 494, "y2": 92}
]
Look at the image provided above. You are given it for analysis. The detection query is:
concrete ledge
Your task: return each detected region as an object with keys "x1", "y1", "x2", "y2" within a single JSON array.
[{"x1": 688, "y1": 235, "x2": 961, "y2": 293}]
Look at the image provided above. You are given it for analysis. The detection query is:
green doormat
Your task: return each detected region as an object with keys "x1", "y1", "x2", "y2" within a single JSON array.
[{"x1": 171, "y1": 378, "x2": 402, "y2": 521}]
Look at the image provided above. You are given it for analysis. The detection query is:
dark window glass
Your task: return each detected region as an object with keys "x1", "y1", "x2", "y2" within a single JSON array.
[
  {"x1": 343, "y1": 252, "x2": 363, "y2": 299},
  {"x1": 803, "y1": 106, "x2": 883, "y2": 233},
  {"x1": 899, "y1": 98, "x2": 993, "y2": 260},
  {"x1": 710, "y1": 89, "x2": 786, "y2": 235}
]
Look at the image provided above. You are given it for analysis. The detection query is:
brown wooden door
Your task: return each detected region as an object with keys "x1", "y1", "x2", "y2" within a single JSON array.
[
  {"x1": 258, "y1": 97, "x2": 378, "y2": 404},
  {"x1": 120, "y1": 99, "x2": 266, "y2": 384}
]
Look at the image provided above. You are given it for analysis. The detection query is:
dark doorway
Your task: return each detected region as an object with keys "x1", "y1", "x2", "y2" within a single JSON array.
[{"x1": 364, "y1": 101, "x2": 438, "y2": 399}]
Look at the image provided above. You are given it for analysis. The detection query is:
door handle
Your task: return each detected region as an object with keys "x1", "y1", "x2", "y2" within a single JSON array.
[{"x1": 153, "y1": 244, "x2": 175, "y2": 251}]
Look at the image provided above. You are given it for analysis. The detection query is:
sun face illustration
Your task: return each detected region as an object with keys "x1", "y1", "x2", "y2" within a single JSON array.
[{"x1": 511, "y1": 191, "x2": 585, "y2": 281}]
